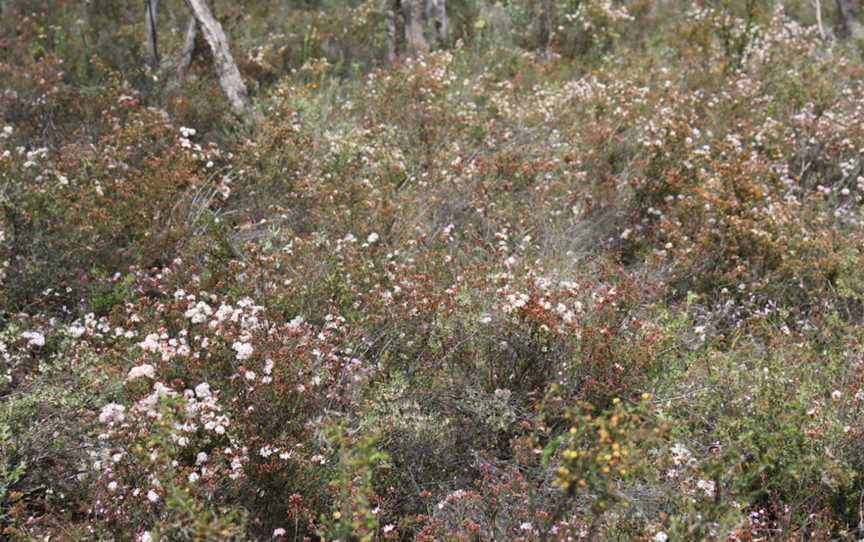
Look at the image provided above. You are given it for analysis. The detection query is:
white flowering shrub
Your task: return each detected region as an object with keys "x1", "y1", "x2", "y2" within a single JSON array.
[{"x1": 4, "y1": 1, "x2": 864, "y2": 541}]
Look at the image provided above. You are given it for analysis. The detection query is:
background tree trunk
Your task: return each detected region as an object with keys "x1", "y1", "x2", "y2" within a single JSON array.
[
  {"x1": 540, "y1": 0, "x2": 554, "y2": 54},
  {"x1": 837, "y1": 0, "x2": 864, "y2": 39},
  {"x1": 399, "y1": 0, "x2": 446, "y2": 56},
  {"x1": 384, "y1": 8, "x2": 397, "y2": 63},
  {"x1": 427, "y1": 0, "x2": 448, "y2": 46},
  {"x1": 177, "y1": 16, "x2": 198, "y2": 77},
  {"x1": 184, "y1": 0, "x2": 251, "y2": 116},
  {"x1": 144, "y1": 0, "x2": 160, "y2": 69},
  {"x1": 401, "y1": 0, "x2": 429, "y2": 55}
]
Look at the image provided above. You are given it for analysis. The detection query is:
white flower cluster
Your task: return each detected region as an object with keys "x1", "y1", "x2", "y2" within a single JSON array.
[
  {"x1": 98, "y1": 403, "x2": 126, "y2": 424},
  {"x1": 127, "y1": 364, "x2": 156, "y2": 381},
  {"x1": 21, "y1": 330, "x2": 45, "y2": 347}
]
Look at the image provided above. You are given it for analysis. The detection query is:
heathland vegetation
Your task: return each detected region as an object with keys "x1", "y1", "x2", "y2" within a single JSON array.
[{"x1": 4, "y1": 1, "x2": 864, "y2": 540}]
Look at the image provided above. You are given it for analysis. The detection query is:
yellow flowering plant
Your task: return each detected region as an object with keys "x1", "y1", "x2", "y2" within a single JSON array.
[{"x1": 543, "y1": 393, "x2": 668, "y2": 530}]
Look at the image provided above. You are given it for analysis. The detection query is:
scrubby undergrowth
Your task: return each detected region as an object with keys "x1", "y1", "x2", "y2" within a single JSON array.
[{"x1": 3, "y1": 1, "x2": 864, "y2": 540}]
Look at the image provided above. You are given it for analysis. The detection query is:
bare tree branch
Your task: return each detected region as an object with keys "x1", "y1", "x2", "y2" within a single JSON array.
[
  {"x1": 184, "y1": 0, "x2": 251, "y2": 116},
  {"x1": 815, "y1": 0, "x2": 826, "y2": 39},
  {"x1": 177, "y1": 16, "x2": 198, "y2": 78}
]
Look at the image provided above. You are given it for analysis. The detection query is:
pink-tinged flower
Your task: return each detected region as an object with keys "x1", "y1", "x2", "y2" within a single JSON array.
[
  {"x1": 195, "y1": 382, "x2": 212, "y2": 398},
  {"x1": 98, "y1": 403, "x2": 126, "y2": 424},
  {"x1": 127, "y1": 364, "x2": 155, "y2": 381},
  {"x1": 184, "y1": 301, "x2": 213, "y2": 324},
  {"x1": 232, "y1": 341, "x2": 254, "y2": 360},
  {"x1": 138, "y1": 333, "x2": 161, "y2": 352}
]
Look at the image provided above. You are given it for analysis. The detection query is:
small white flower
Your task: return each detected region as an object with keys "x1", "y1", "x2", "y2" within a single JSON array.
[
  {"x1": 184, "y1": 301, "x2": 213, "y2": 324},
  {"x1": 232, "y1": 341, "x2": 254, "y2": 361},
  {"x1": 188, "y1": 472, "x2": 199, "y2": 483},
  {"x1": 21, "y1": 331, "x2": 45, "y2": 347},
  {"x1": 194, "y1": 382, "x2": 212, "y2": 398},
  {"x1": 273, "y1": 528, "x2": 287, "y2": 538},
  {"x1": 696, "y1": 479, "x2": 715, "y2": 496},
  {"x1": 138, "y1": 333, "x2": 161, "y2": 353},
  {"x1": 288, "y1": 315, "x2": 305, "y2": 329},
  {"x1": 98, "y1": 403, "x2": 126, "y2": 424},
  {"x1": 127, "y1": 364, "x2": 156, "y2": 381},
  {"x1": 652, "y1": 532, "x2": 668, "y2": 542},
  {"x1": 367, "y1": 232, "x2": 380, "y2": 244},
  {"x1": 832, "y1": 389, "x2": 843, "y2": 401},
  {"x1": 147, "y1": 489, "x2": 159, "y2": 503},
  {"x1": 670, "y1": 443, "x2": 692, "y2": 466}
]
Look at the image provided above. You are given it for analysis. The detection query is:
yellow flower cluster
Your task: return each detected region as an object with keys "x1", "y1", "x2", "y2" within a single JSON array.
[{"x1": 552, "y1": 395, "x2": 658, "y2": 499}]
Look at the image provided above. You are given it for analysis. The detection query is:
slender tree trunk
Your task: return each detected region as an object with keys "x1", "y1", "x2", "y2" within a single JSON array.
[
  {"x1": 184, "y1": 0, "x2": 251, "y2": 116},
  {"x1": 384, "y1": 8, "x2": 397, "y2": 63},
  {"x1": 398, "y1": 0, "x2": 446, "y2": 56},
  {"x1": 401, "y1": 0, "x2": 429, "y2": 55},
  {"x1": 837, "y1": 0, "x2": 864, "y2": 39},
  {"x1": 540, "y1": 0, "x2": 554, "y2": 55},
  {"x1": 177, "y1": 16, "x2": 198, "y2": 77},
  {"x1": 427, "y1": 0, "x2": 448, "y2": 46},
  {"x1": 815, "y1": 0, "x2": 826, "y2": 39},
  {"x1": 144, "y1": 0, "x2": 160, "y2": 69}
]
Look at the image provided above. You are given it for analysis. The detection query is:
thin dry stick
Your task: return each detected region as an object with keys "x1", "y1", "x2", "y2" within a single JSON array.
[{"x1": 815, "y1": 0, "x2": 826, "y2": 39}]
